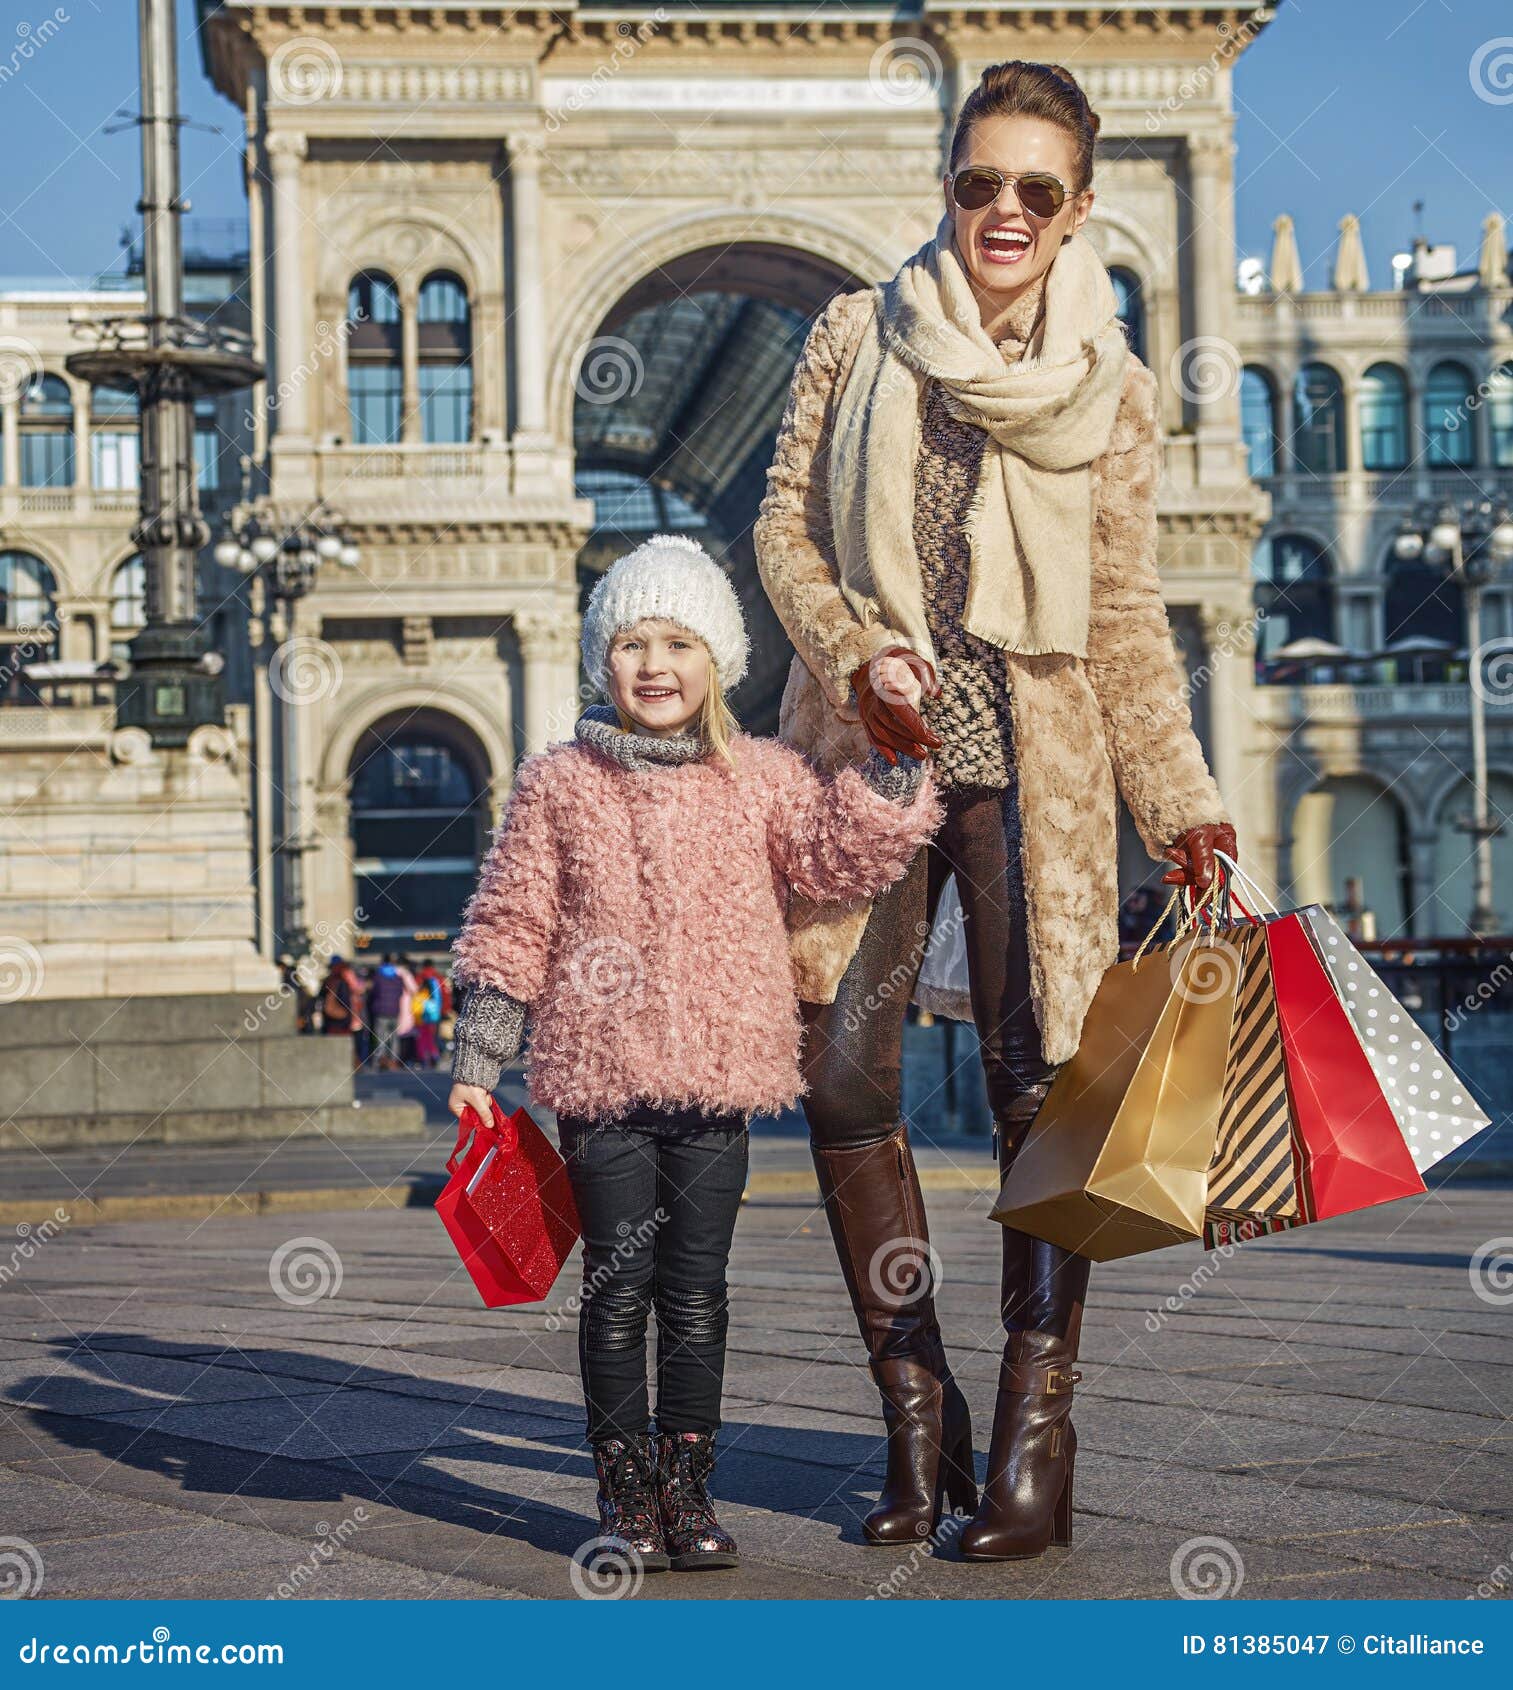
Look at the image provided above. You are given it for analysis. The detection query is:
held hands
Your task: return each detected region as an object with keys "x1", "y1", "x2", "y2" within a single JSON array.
[
  {"x1": 448, "y1": 1082, "x2": 493, "y2": 1125},
  {"x1": 1160, "y1": 822, "x2": 1238, "y2": 893},
  {"x1": 849, "y1": 645, "x2": 945, "y2": 766}
]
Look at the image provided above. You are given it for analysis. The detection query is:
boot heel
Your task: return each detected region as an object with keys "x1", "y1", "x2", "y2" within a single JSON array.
[
  {"x1": 938, "y1": 1417, "x2": 978, "y2": 1519},
  {"x1": 1051, "y1": 1453, "x2": 1074, "y2": 1547}
]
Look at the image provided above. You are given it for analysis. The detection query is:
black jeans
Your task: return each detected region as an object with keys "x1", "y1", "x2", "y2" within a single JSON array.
[
  {"x1": 557, "y1": 1100, "x2": 750, "y2": 1444},
  {"x1": 801, "y1": 769, "x2": 1063, "y2": 1157}
]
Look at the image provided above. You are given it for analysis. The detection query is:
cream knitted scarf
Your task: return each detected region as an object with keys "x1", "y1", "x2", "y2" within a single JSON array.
[{"x1": 828, "y1": 212, "x2": 1132, "y2": 660}]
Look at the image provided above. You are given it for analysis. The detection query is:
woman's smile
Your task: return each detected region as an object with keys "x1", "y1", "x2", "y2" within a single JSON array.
[{"x1": 979, "y1": 223, "x2": 1035, "y2": 267}]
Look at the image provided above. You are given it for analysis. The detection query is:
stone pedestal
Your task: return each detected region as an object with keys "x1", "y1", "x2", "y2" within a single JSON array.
[{"x1": 0, "y1": 706, "x2": 422, "y2": 1146}]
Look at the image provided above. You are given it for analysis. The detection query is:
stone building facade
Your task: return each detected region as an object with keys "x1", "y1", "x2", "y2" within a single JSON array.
[{"x1": 3, "y1": 1, "x2": 1510, "y2": 971}]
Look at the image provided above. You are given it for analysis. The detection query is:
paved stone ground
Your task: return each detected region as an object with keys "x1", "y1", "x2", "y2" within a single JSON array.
[{"x1": 1, "y1": 1169, "x2": 1510, "y2": 1601}]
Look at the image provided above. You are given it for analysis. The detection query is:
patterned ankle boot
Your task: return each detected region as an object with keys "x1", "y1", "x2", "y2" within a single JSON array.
[
  {"x1": 592, "y1": 1433, "x2": 670, "y2": 1572},
  {"x1": 655, "y1": 1431, "x2": 740, "y2": 1571}
]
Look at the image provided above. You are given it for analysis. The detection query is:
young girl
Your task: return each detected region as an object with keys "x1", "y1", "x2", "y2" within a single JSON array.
[{"x1": 447, "y1": 533, "x2": 943, "y2": 1573}]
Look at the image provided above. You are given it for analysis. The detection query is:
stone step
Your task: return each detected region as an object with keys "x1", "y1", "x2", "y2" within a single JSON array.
[{"x1": 1, "y1": 1099, "x2": 425, "y2": 1153}]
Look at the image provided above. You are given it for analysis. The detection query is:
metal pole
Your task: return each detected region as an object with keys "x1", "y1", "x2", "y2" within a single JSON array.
[
  {"x1": 136, "y1": 0, "x2": 203, "y2": 632},
  {"x1": 1466, "y1": 562, "x2": 1496, "y2": 934},
  {"x1": 67, "y1": 0, "x2": 260, "y2": 746}
]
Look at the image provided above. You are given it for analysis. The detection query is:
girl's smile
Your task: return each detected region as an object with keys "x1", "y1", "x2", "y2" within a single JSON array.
[{"x1": 608, "y1": 618, "x2": 711, "y2": 738}]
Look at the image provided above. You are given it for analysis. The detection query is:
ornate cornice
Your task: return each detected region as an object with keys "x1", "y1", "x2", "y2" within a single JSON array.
[{"x1": 199, "y1": 4, "x2": 1280, "y2": 106}]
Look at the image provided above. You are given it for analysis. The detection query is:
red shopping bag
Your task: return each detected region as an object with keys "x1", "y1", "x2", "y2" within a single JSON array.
[
  {"x1": 1265, "y1": 911, "x2": 1426, "y2": 1222},
  {"x1": 435, "y1": 1097, "x2": 580, "y2": 1307}
]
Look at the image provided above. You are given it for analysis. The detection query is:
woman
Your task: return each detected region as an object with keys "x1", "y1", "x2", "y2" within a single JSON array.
[{"x1": 753, "y1": 60, "x2": 1237, "y2": 1560}]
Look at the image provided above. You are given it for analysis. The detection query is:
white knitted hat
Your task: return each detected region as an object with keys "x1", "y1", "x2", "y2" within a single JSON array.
[{"x1": 581, "y1": 533, "x2": 750, "y2": 695}]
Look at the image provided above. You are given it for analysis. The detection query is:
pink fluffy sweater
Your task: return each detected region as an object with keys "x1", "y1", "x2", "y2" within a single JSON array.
[{"x1": 452, "y1": 732, "x2": 943, "y2": 1121}]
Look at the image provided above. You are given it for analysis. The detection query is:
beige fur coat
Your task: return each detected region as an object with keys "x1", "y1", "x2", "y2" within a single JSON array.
[{"x1": 752, "y1": 287, "x2": 1231, "y2": 1067}]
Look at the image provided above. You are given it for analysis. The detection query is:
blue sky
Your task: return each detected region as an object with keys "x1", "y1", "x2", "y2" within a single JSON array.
[{"x1": 0, "y1": 0, "x2": 1508, "y2": 290}]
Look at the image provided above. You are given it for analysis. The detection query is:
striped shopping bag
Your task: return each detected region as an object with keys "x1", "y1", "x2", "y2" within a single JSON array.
[{"x1": 1204, "y1": 923, "x2": 1301, "y2": 1223}]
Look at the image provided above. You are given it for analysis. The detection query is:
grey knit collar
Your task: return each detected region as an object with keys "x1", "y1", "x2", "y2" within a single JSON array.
[{"x1": 575, "y1": 703, "x2": 713, "y2": 771}]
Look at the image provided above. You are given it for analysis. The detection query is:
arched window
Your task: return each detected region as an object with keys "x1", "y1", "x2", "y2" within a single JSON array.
[
  {"x1": 1359, "y1": 363, "x2": 1408, "y2": 471},
  {"x1": 1109, "y1": 267, "x2": 1145, "y2": 364},
  {"x1": 1486, "y1": 363, "x2": 1513, "y2": 468},
  {"x1": 0, "y1": 550, "x2": 58, "y2": 633},
  {"x1": 346, "y1": 271, "x2": 403, "y2": 446},
  {"x1": 1252, "y1": 533, "x2": 1334, "y2": 675},
  {"x1": 20, "y1": 374, "x2": 74, "y2": 488},
  {"x1": 1240, "y1": 367, "x2": 1277, "y2": 478},
  {"x1": 90, "y1": 383, "x2": 139, "y2": 490},
  {"x1": 349, "y1": 724, "x2": 487, "y2": 941},
  {"x1": 1421, "y1": 360, "x2": 1474, "y2": 467},
  {"x1": 417, "y1": 271, "x2": 473, "y2": 445},
  {"x1": 1292, "y1": 363, "x2": 1346, "y2": 475},
  {"x1": 110, "y1": 554, "x2": 147, "y2": 663}
]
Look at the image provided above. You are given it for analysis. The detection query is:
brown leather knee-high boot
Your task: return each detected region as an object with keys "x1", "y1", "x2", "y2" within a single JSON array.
[
  {"x1": 812, "y1": 1121, "x2": 978, "y2": 1543},
  {"x1": 960, "y1": 1082, "x2": 1091, "y2": 1561}
]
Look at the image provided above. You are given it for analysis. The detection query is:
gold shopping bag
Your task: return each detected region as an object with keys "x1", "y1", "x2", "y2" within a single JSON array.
[{"x1": 991, "y1": 903, "x2": 1244, "y2": 1261}]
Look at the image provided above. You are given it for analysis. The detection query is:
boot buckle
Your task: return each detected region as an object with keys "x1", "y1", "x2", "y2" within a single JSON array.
[{"x1": 1046, "y1": 1366, "x2": 1082, "y2": 1395}]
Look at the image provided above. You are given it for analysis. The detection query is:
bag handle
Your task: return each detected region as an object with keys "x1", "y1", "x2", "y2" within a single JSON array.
[
  {"x1": 1131, "y1": 874, "x2": 1224, "y2": 969},
  {"x1": 447, "y1": 1100, "x2": 518, "y2": 1174},
  {"x1": 1212, "y1": 848, "x2": 1280, "y2": 915}
]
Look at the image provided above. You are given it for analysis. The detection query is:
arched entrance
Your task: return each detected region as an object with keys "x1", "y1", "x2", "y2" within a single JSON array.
[
  {"x1": 572, "y1": 239, "x2": 867, "y2": 732},
  {"x1": 348, "y1": 709, "x2": 491, "y2": 952}
]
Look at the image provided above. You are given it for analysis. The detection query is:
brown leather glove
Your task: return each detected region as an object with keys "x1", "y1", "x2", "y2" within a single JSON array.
[
  {"x1": 849, "y1": 646, "x2": 944, "y2": 766},
  {"x1": 1161, "y1": 822, "x2": 1238, "y2": 893}
]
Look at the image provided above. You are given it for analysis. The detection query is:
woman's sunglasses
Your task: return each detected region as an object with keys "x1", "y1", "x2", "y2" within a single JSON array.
[{"x1": 947, "y1": 166, "x2": 1069, "y2": 221}]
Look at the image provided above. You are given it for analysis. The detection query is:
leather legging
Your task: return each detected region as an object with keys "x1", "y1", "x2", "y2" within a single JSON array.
[{"x1": 800, "y1": 769, "x2": 1062, "y2": 1158}]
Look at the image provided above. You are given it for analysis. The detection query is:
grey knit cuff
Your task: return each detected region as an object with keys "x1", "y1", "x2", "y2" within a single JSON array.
[
  {"x1": 450, "y1": 983, "x2": 528, "y2": 1092},
  {"x1": 860, "y1": 745, "x2": 925, "y2": 804}
]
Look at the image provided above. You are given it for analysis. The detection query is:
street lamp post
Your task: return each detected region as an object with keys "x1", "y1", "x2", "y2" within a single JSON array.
[
  {"x1": 214, "y1": 505, "x2": 359, "y2": 963},
  {"x1": 64, "y1": 0, "x2": 261, "y2": 746},
  {"x1": 1394, "y1": 495, "x2": 1513, "y2": 935}
]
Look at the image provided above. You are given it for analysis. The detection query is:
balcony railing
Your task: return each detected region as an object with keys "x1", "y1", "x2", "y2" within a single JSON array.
[{"x1": 1252, "y1": 681, "x2": 1513, "y2": 725}]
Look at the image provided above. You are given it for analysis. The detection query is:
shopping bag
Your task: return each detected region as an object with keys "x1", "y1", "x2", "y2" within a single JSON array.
[
  {"x1": 1298, "y1": 906, "x2": 1491, "y2": 1177},
  {"x1": 991, "y1": 911, "x2": 1243, "y2": 1261},
  {"x1": 1205, "y1": 924, "x2": 1301, "y2": 1221},
  {"x1": 1267, "y1": 910, "x2": 1428, "y2": 1220},
  {"x1": 435, "y1": 1096, "x2": 581, "y2": 1307},
  {"x1": 913, "y1": 873, "x2": 974, "y2": 1023},
  {"x1": 1199, "y1": 853, "x2": 1426, "y2": 1248}
]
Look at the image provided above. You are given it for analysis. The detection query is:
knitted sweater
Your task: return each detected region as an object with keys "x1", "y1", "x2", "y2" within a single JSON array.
[
  {"x1": 916, "y1": 269, "x2": 1049, "y2": 790},
  {"x1": 450, "y1": 705, "x2": 940, "y2": 1117}
]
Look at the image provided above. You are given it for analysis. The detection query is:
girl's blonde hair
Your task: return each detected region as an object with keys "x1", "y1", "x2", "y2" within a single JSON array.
[{"x1": 609, "y1": 625, "x2": 741, "y2": 770}]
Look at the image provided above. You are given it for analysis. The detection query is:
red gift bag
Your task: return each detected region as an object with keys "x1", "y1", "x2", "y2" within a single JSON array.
[
  {"x1": 1265, "y1": 911, "x2": 1426, "y2": 1222},
  {"x1": 435, "y1": 1097, "x2": 581, "y2": 1307}
]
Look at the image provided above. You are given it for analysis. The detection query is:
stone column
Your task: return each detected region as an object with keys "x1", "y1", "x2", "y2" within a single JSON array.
[
  {"x1": 505, "y1": 132, "x2": 554, "y2": 492},
  {"x1": 70, "y1": 376, "x2": 90, "y2": 492},
  {"x1": 400, "y1": 280, "x2": 421, "y2": 445},
  {"x1": 1186, "y1": 130, "x2": 1242, "y2": 484},
  {"x1": 1407, "y1": 829, "x2": 1442, "y2": 939},
  {"x1": 1198, "y1": 600, "x2": 1255, "y2": 846},
  {"x1": 266, "y1": 133, "x2": 314, "y2": 462},
  {"x1": 515, "y1": 605, "x2": 583, "y2": 755},
  {"x1": 1, "y1": 391, "x2": 19, "y2": 487}
]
